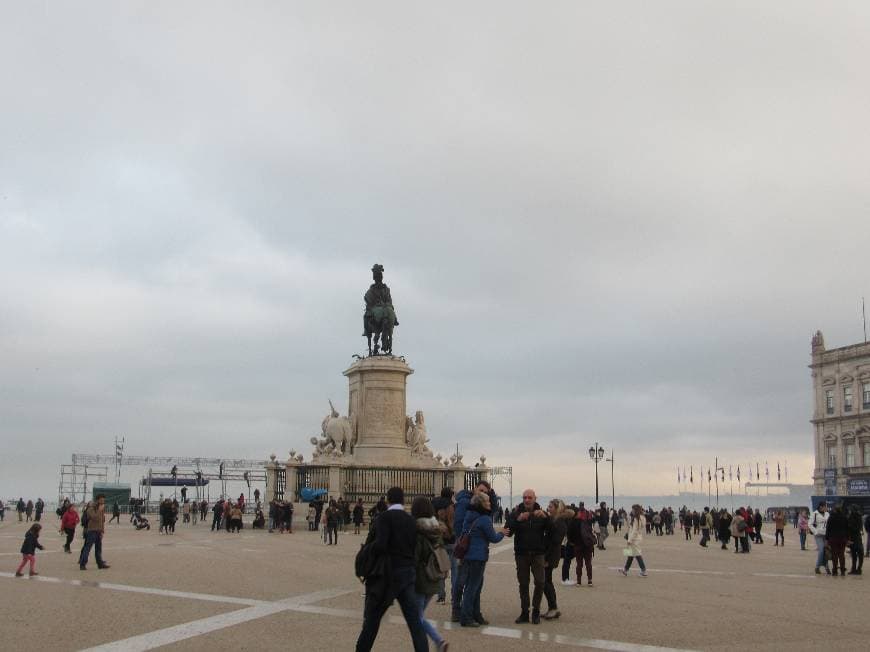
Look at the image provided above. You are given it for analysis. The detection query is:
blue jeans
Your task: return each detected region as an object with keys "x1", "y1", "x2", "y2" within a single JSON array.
[
  {"x1": 799, "y1": 530, "x2": 807, "y2": 549},
  {"x1": 460, "y1": 560, "x2": 486, "y2": 624},
  {"x1": 815, "y1": 534, "x2": 828, "y2": 569},
  {"x1": 356, "y1": 565, "x2": 427, "y2": 652},
  {"x1": 415, "y1": 593, "x2": 444, "y2": 646},
  {"x1": 79, "y1": 531, "x2": 104, "y2": 567}
]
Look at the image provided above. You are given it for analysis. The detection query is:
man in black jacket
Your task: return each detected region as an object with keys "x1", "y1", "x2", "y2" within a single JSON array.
[
  {"x1": 506, "y1": 488, "x2": 550, "y2": 624},
  {"x1": 356, "y1": 486, "x2": 427, "y2": 652}
]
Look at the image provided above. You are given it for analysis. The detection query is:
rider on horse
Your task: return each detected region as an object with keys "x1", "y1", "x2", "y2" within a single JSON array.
[{"x1": 363, "y1": 263, "x2": 398, "y2": 355}]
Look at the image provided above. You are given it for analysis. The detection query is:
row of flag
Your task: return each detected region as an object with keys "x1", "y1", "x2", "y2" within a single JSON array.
[{"x1": 676, "y1": 461, "x2": 789, "y2": 484}]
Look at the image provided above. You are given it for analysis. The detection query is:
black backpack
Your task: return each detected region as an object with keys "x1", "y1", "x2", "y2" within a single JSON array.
[{"x1": 81, "y1": 508, "x2": 90, "y2": 529}]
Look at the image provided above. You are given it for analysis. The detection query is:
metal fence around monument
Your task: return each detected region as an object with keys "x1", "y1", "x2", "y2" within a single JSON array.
[
  {"x1": 295, "y1": 466, "x2": 330, "y2": 497},
  {"x1": 465, "y1": 470, "x2": 483, "y2": 489},
  {"x1": 274, "y1": 468, "x2": 286, "y2": 502},
  {"x1": 341, "y1": 467, "x2": 452, "y2": 505}
]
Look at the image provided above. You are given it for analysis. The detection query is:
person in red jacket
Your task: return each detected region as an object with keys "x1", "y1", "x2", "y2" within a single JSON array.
[{"x1": 60, "y1": 504, "x2": 80, "y2": 553}]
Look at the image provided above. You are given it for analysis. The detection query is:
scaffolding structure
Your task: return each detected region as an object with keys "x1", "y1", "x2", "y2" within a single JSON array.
[
  {"x1": 57, "y1": 464, "x2": 108, "y2": 504},
  {"x1": 60, "y1": 452, "x2": 269, "y2": 507},
  {"x1": 489, "y1": 465, "x2": 514, "y2": 508}
]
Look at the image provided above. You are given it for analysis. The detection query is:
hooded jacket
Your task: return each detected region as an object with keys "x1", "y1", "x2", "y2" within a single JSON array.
[
  {"x1": 453, "y1": 489, "x2": 474, "y2": 537},
  {"x1": 460, "y1": 504, "x2": 504, "y2": 562},
  {"x1": 545, "y1": 509, "x2": 575, "y2": 568},
  {"x1": 414, "y1": 516, "x2": 445, "y2": 596}
]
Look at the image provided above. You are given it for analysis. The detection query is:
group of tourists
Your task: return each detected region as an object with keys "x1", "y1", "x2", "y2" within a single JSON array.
[
  {"x1": 808, "y1": 501, "x2": 869, "y2": 576},
  {"x1": 353, "y1": 482, "x2": 652, "y2": 652},
  {"x1": 2, "y1": 498, "x2": 46, "y2": 522}
]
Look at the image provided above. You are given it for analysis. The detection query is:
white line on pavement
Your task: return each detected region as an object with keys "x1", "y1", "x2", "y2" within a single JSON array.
[
  {"x1": 79, "y1": 587, "x2": 356, "y2": 652},
  {"x1": 0, "y1": 572, "x2": 268, "y2": 606}
]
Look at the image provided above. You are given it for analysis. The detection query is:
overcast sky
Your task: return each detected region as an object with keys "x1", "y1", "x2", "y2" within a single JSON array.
[{"x1": 2, "y1": 3, "x2": 869, "y2": 500}]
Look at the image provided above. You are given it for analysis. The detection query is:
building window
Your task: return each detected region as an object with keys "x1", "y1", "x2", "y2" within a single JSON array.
[
  {"x1": 826, "y1": 389, "x2": 834, "y2": 415},
  {"x1": 844, "y1": 386, "x2": 853, "y2": 412},
  {"x1": 845, "y1": 442, "x2": 856, "y2": 467},
  {"x1": 827, "y1": 444, "x2": 837, "y2": 468},
  {"x1": 863, "y1": 382, "x2": 870, "y2": 409},
  {"x1": 864, "y1": 441, "x2": 870, "y2": 467}
]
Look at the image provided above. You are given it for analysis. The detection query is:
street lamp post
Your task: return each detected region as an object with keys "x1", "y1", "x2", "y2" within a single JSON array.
[
  {"x1": 605, "y1": 449, "x2": 615, "y2": 509},
  {"x1": 588, "y1": 443, "x2": 605, "y2": 503}
]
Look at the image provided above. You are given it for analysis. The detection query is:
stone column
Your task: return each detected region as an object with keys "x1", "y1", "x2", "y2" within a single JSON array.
[
  {"x1": 285, "y1": 455, "x2": 300, "y2": 503},
  {"x1": 264, "y1": 455, "x2": 278, "y2": 504},
  {"x1": 451, "y1": 461, "x2": 467, "y2": 496},
  {"x1": 327, "y1": 463, "x2": 342, "y2": 501},
  {"x1": 344, "y1": 356, "x2": 414, "y2": 465}
]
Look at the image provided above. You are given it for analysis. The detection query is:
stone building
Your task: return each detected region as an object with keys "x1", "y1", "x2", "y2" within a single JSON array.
[{"x1": 810, "y1": 331, "x2": 870, "y2": 497}]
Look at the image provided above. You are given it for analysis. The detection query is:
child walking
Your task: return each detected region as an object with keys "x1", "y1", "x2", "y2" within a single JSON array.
[{"x1": 16, "y1": 523, "x2": 44, "y2": 577}]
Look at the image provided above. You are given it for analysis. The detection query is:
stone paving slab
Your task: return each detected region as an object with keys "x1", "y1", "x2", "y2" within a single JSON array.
[{"x1": 1, "y1": 518, "x2": 867, "y2": 651}]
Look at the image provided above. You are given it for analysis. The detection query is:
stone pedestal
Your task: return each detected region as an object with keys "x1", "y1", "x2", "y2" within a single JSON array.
[{"x1": 345, "y1": 356, "x2": 414, "y2": 465}]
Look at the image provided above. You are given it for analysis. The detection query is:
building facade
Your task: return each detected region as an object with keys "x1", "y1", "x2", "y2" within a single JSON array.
[{"x1": 810, "y1": 331, "x2": 870, "y2": 497}]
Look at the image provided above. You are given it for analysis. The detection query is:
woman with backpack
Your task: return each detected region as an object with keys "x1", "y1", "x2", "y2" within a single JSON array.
[{"x1": 412, "y1": 497, "x2": 449, "y2": 651}]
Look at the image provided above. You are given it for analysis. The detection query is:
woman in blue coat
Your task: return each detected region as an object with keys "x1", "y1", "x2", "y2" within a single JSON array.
[{"x1": 459, "y1": 491, "x2": 508, "y2": 627}]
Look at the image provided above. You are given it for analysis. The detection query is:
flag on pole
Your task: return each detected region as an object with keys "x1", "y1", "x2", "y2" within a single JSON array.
[
  {"x1": 737, "y1": 465, "x2": 741, "y2": 481},
  {"x1": 765, "y1": 461, "x2": 769, "y2": 481},
  {"x1": 777, "y1": 462, "x2": 781, "y2": 481},
  {"x1": 677, "y1": 467, "x2": 681, "y2": 483},
  {"x1": 708, "y1": 467, "x2": 712, "y2": 483},
  {"x1": 757, "y1": 462, "x2": 760, "y2": 480},
  {"x1": 690, "y1": 466, "x2": 694, "y2": 483}
]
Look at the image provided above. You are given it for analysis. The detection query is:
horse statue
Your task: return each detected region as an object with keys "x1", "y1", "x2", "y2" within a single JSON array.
[
  {"x1": 314, "y1": 400, "x2": 357, "y2": 456},
  {"x1": 363, "y1": 263, "x2": 398, "y2": 356}
]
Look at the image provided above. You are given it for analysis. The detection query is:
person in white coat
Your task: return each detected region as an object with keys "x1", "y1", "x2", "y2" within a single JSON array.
[
  {"x1": 618, "y1": 504, "x2": 648, "y2": 577},
  {"x1": 809, "y1": 501, "x2": 830, "y2": 575}
]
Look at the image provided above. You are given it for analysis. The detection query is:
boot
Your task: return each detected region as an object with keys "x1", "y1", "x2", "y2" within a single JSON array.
[
  {"x1": 531, "y1": 610, "x2": 541, "y2": 625},
  {"x1": 514, "y1": 612, "x2": 529, "y2": 624}
]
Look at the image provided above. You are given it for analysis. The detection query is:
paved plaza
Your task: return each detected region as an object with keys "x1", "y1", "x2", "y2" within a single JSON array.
[{"x1": 1, "y1": 516, "x2": 868, "y2": 651}]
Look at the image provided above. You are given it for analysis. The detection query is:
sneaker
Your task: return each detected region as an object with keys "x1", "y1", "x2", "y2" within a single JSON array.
[
  {"x1": 14, "y1": 572, "x2": 23, "y2": 577},
  {"x1": 29, "y1": 571, "x2": 38, "y2": 577},
  {"x1": 618, "y1": 569, "x2": 628, "y2": 576},
  {"x1": 79, "y1": 565, "x2": 87, "y2": 571},
  {"x1": 542, "y1": 609, "x2": 560, "y2": 620},
  {"x1": 98, "y1": 564, "x2": 111, "y2": 570},
  {"x1": 561, "y1": 578, "x2": 577, "y2": 586},
  {"x1": 639, "y1": 570, "x2": 648, "y2": 577},
  {"x1": 474, "y1": 615, "x2": 489, "y2": 626},
  {"x1": 586, "y1": 581, "x2": 594, "y2": 587}
]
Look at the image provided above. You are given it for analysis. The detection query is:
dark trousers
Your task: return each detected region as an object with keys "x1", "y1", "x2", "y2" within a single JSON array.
[
  {"x1": 699, "y1": 528, "x2": 710, "y2": 546},
  {"x1": 850, "y1": 541, "x2": 864, "y2": 572},
  {"x1": 79, "y1": 531, "x2": 104, "y2": 567},
  {"x1": 515, "y1": 553, "x2": 545, "y2": 614},
  {"x1": 63, "y1": 527, "x2": 75, "y2": 550},
  {"x1": 543, "y1": 563, "x2": 558, "y2": 610},
  {"x1": 830, "y1": 539, "x2": 847, "y2": 573},
  {"x1": 775, "y1": 529, "x2": 784, "y2": 545},
  {"x1": 460, "y1": 559, "x2": 486, "y2": 624},
  {"x1": 211, "y1": 514, "x2": 221, "y2": 531},
  {"x1": 356, "y1": 565, "x2": 427, "y2": 652},
  {"x1": 451, "y1": 558, "x2": 469, "y2": 618},
  {"x1": 327, "y1": 524, "x2": 338, "y2": 544},
  {"x1": 574, "y1": 546, "x2": 593, "y2": 582},
  {"x1": 560, "y1": 544, "x2": 574, "y2": 581}
]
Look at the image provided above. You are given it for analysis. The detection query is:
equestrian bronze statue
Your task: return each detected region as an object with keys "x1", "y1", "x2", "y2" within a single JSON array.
[{"x1": 362, "y1": 263, "x2": 398, "y2": 356}]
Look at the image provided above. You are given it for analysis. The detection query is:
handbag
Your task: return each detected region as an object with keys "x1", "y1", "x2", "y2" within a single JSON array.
[{"x1": 453, "y1": 516, "x2": 481, "y2": 560}]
